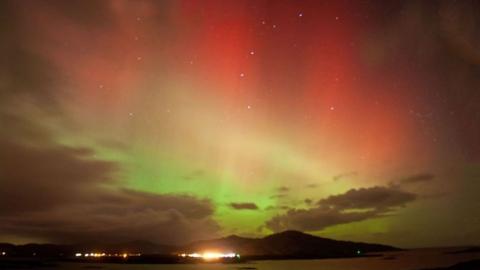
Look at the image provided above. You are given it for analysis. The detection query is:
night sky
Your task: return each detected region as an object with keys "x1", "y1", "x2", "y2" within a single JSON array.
[{"x1": 1, "y1": 0, "x2": 479, "y2": 248}]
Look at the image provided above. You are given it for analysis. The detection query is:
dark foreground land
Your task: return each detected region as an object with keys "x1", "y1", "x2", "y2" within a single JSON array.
[
  {"x1": 421, "y1": 259, "x2": 480, "y2": 270},
  {"x1": 1, "y1": 257, "x2": 480, "y2": 270}
]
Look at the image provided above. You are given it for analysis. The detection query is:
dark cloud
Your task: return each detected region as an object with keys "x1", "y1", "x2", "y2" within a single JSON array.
[
  {"x1": 0, "y1": 124, "x2": 219, "y2": 244},
  {"x1": 0, "y1": 139, "x2": 117, "y2": 215},
  {"x1": 229, "y1": 202, "x2": 259, "y2": 210},
  {"x1": 266, "y1": 208, "x2": 379, "y2": 233},
  {"x1": 0, "y1": 189, "x2": 219, "y2": 245},
  {"x1": 318, "y1": 186, "x2": 416, "y2": 210},
  {"x1": 266, "y1": 186, "x2": 416, "y2": 232},
  {"x1": 397, "y1": 173, "x2": 435, "y2": 185}
]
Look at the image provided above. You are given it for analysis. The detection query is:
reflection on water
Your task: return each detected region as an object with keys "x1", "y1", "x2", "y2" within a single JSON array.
[{"x1": 11, "y1": 248, "x2": 480, "y2": 270}]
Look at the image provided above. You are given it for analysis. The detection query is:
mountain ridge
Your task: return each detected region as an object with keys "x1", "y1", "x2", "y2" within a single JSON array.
[
  {"x1": 1, "y1": 230, "x2": 399, "y2": 259},
  {"x1": 181, "y1": 230, "x2": 399, "y2": 258}
]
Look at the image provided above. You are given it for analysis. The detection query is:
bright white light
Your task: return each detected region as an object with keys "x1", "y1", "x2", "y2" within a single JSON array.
[
  {"x1": 80, "y1": 252, "x2": 109, "y2": 258},
  {"x1": 188, "y1": 253, "x2": 201, "y2": 258},
  {"x1": 180, "y1": 251, "x2": 239, "y2": 260},
  {"x1": 203, "y1": 252, "x2": 223, "y2": 260}
]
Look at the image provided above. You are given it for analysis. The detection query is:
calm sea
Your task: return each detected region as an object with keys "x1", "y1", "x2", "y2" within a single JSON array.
[{"x1": 15, "y1": 248, "x2": 480, "y2": 270}]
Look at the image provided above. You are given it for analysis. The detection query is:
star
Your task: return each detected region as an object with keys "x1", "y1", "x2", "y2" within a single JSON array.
[
  {"x1": 250, "y1": 51, "x2": 255, "y2": 55},
  {"x1": 298, "y1": 13, "x2": 303, "y2": 17},
  {"x1": 240, "y1": 73, "x2": 245, "y2": 77},
  {"x1": 247, "y1": 105, "x2": 251, "y2": 109},
  {"x1": 129, "y1": 112, "x2": 134, "y2": 117},
  {"x1": 330, "y1": 106, "x2": 335, "y2": 111}
]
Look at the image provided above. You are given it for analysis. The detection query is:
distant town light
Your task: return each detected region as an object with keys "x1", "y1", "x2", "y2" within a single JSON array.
[
  {"x1": 178, "y1": 251, "x2": 239, "y2": 261},
  {"x1": 74, "y1": 252, "x2": 140, "y2": 258}
]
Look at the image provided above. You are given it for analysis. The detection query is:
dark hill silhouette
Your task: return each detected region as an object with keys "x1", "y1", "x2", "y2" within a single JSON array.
[{"x1": 182, "y1": 230, "x2": 399, "y2": 258}]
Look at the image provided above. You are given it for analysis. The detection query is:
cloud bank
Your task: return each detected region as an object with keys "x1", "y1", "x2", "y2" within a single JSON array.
[
  {"x1": 266, "y1": 186, "x2": 416, "y2": 232},
  {"x1": 0, "y1": 137, "x2": 219, "y2": 244}
]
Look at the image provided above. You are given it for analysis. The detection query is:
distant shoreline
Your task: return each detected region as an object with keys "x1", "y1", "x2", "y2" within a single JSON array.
[{"x1": 0, "y1": 252, "x2": 384, "y2": 265}]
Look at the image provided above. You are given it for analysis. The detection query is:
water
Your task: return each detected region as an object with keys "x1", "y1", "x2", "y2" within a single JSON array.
[{"x1": 6, "y1": 248, "x2": 480, "y2": 270}]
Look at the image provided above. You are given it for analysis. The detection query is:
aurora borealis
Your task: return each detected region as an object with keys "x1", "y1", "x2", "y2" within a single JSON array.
[{"x1": 1, "y1": 0, "x2": 479, "y2": 248}]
